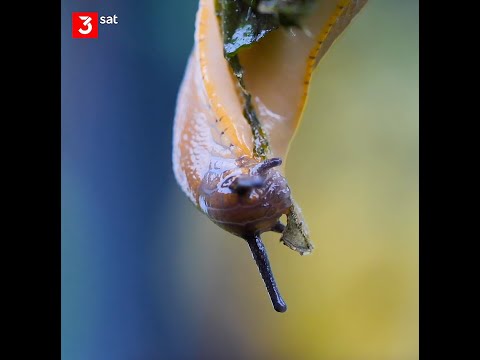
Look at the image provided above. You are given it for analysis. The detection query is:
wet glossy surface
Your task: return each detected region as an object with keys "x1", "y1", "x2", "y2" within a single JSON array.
[
  {"x1": 172, "y1": 0, "x2": 369, "y2": 312},
  {"x1": 240, "y1": 0, "x2": 369, "y2": 160},
  {"x1": 173, "y1": 0, "x2": 369, "y2": 212}
]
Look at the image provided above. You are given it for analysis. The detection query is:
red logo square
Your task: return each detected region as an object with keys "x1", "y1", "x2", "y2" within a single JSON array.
[{"x1": 72, "y1": 12, "x2": 98, "y2": 39}]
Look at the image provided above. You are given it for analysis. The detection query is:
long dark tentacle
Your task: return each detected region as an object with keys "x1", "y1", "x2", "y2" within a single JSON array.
[{"x1": 245, "y1": 234, "x2": 287, "y2": 312}]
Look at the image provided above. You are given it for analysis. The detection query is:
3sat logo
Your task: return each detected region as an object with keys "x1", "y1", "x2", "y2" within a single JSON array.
[
  {"x1": 72, "y1": 12, "x2": 119, "y2": 39},
  {"x1": 72, "y1": 12, "x2": 98, "y2": 38}
]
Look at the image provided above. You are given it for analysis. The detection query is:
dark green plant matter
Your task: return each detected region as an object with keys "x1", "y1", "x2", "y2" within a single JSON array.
[
  {"x1": 215, "y1": 0, "x2": 317, "y2": 159},
  {"x1": 216, "y1": 0, "x2": 317, "y2": 57},
  {"x1": 215, "y1": 0, "x2": 278, "y2": 159},
  {"x1": 257, "y1": 0, "x2": 318, "y2": 27}
]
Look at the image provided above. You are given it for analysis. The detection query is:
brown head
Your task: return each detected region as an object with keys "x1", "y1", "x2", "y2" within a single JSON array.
[
  {"x1": 197, "y1": 155, "x2": 291, "y2": 312},
  {"x1": 198, "y1": 156, "x2": 292, "y2": 238}
]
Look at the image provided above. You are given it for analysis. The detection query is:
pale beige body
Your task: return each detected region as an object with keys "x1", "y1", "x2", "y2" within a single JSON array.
[{"x1": 172, "y1": 0, "x2": 369, "y2": 312}]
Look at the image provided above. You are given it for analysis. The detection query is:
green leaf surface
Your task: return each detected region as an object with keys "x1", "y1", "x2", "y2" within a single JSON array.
[
  {"x1": 216, "y1": 0, "x2": 279, "y2": 58},
  {"x1": 215, "y1": 0, "x2": 318, "y2": 159}
]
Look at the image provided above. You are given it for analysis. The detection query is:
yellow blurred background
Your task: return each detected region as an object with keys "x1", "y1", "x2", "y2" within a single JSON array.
[
  {"x1": 170, "y1": 1, "x2": 418, "y2": 359},
  {"x1": 62, "y1": 0, "x2": 418, "y2": 358}
]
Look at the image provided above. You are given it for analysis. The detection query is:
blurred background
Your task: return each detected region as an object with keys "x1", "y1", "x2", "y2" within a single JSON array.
[{"x1": 62, "y1": 0, "x2": 418, "y2": 359}]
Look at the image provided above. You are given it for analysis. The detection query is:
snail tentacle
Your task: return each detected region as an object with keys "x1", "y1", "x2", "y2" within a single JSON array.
[
  {"x1": 229, "y1": 175, "x2": 265, "y2": 195},
  {"x1": 254, "y1": 157, "x2": 283, "y2": 174},
  {"x1": 245, "y1": 234, "x2": 287, "y2": 313},
  {"x1": 173, "y1": 0, "x2": 369, "y2": 312}
]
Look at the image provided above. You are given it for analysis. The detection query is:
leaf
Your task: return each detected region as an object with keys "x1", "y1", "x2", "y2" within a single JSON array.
[
  {"x1": 280, "y1": 201, "x2": 314, "y2": 255},
  {"x1": 216, "y1": 0, "x2": 280, "y2": 58},
  {"x1": 216, "y1": 0, "x2": 278, "y2": 159},
  {"x1": 257, "y1": 0, "x2": 318, "y2": 27},
  {"x1": 215, "y1": 1, "x2": 323, "y2": 160}
]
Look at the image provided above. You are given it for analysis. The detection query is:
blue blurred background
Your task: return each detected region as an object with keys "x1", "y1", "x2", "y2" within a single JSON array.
[{"x1": 62, "y1": 1, "x2": 418, "y2": 359}]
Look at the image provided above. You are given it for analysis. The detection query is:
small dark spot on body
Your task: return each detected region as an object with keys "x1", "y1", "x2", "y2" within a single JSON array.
[{"x1": 309, "y1": 55, "x2": 315, "y2": 60}]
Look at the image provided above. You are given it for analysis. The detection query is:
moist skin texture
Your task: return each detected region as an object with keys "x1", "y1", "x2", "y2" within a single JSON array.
[
  {"x1": 172, "y1": 0, "x2": 369, "y2": 312},
  {"x1": 198, "y1": 156, "x2": 292, "y2": 237}
]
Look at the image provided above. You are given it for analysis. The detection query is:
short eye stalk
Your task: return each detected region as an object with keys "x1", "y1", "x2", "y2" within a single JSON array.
[
  {"x1": 254, "y1": 157, "x2": 282, "y2": 174},
  {"x1": 229, "y1": 157, "x2": 283, "y2": 195},
  {"x1": 229, "y1": 175, "x2": 264, "y2": 195}
]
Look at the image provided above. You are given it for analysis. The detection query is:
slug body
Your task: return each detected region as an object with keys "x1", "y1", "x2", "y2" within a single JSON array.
[{"x1": 173, "y1": 0, "x2": 368, "y2": 312}]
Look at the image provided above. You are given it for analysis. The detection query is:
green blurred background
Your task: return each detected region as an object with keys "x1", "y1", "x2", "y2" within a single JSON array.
[{"x1": 62, "y1": 0, "x2": 418, "y2": 359}]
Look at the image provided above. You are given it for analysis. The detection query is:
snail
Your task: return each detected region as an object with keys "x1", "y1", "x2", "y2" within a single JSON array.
[{"x1": 172, "y1": 0, "x2": 368, "y2": 312}]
